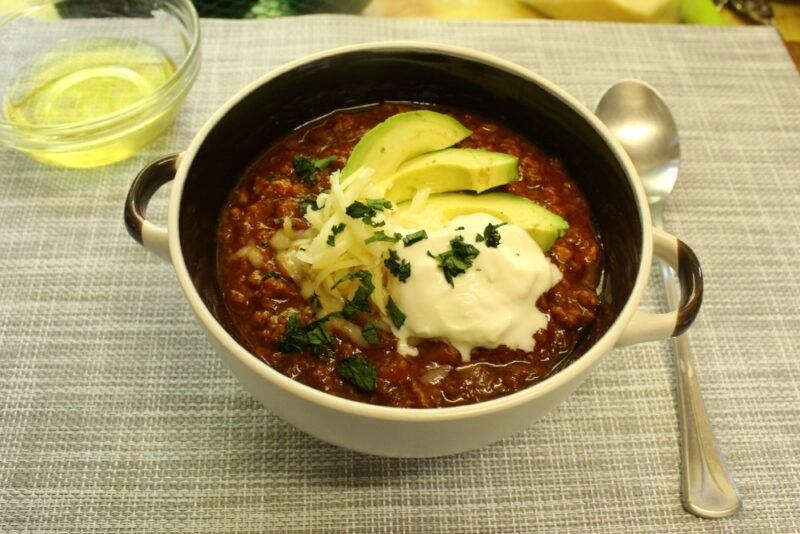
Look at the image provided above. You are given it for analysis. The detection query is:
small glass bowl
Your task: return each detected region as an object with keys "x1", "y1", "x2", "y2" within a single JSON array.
[{"x1": 0, "y1": 0, "x2": 200, "y2": 168}]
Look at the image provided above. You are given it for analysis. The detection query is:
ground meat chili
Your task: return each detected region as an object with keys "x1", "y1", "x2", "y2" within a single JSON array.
[{"x1": 216, "y1": 103, "x2": 602, "y2": 408}]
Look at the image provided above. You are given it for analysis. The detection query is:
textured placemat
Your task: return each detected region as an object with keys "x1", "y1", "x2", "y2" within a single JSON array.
[{"x1": 1, "y1": 16, "x2": 799, "y2": 533}]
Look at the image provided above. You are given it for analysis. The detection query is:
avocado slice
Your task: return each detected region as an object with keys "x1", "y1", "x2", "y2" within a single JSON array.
[
  {"x1": 395, "y1": 192, "x2": 569, "y2": 251},
  {"x1": 341, "y1": 110, "x2": 472, "y2": 184},
  {"x1": 382, "y1": 148, "x2": 520, "y2": 203}
]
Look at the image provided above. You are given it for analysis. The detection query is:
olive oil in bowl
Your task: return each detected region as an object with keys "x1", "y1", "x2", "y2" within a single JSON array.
[{"x1": 3, "y1": 37, "x2": 183, "y2": 168}]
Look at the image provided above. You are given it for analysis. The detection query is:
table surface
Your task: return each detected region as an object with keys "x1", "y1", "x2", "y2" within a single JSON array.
[{"x1": 1, "y1": 16, "x2": 799, "y2": 533}]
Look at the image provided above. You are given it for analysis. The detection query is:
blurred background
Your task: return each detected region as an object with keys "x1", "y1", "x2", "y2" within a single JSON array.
[{"x1": 186, "y1": 0, "x2": 799, "y2": 67}]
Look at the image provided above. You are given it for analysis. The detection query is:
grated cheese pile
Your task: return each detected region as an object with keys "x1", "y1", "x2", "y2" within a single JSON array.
[{"x1": 271, "y1": 167, "x2": 423, "y2": 331}]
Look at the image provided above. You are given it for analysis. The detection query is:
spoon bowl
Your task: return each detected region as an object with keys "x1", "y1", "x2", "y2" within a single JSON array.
[{"x1": 596, "y1": 80, "x2": 680, "y2": 207}]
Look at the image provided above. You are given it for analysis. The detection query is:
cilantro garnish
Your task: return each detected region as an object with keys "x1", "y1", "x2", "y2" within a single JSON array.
[
  {"x1": 345, "y1": 199, "x2": 392, "y2": 227},
  {"x1": 402, "y1": 230, "x2": 427, "y2": 247},
  {"x1": 386, "y1": 297, "x2": 406, "y2": 328},
  {"x1": 261, "y1": 271, "x2": 281, "y2": 281},
  {"x1": 475, "y1": 222, "x2": 507, "y2": 247},
  {"x1": 384, "y1": 250, "x2": 411, "y2": 282},
  {"x1": 326, "y1": 222, "x2": 346, "y2": 246},
  {"x1": 344, "y1": 201, "x2": 371, "y2": 219},
  {"x1": 332, "y1": 269, "x2": 371, "y2": 289},
  {"x1": 299, "y1": 195, "x2": 323, "y2": 213},
  {"x1": 361, "y1": 323, "x2": 380, "y2": 345},
  {"x1": 278, "y1": 313, "x2": 334, "y2": 359},
  {"x1": 366, "y1": 198, "x2": 392, "y2": 210},
  {"x1": 309, "y1": 293, "x2": 321, "y2": 312},
  {"x1": 365, "y1": 230, "x2": 401, "y2": 244},
  {"x1": 332, "y1": 270, "x2": 375, "y2": 319},
  {"x1": 427, "y1": 236, "x2": 480, "y2": 287},
  {"x1": 454, "y1": 226, "x2": 465, "y2": 231},
  {"x1": 293, "y1": 155, "x2": 337, "y2": 185},
  {"x1": 336, "y1": 357, "x2": 377, "y2": 393}
]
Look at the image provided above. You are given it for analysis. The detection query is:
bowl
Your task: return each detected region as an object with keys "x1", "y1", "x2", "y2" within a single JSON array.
[
  {"x1": 0, "y1": 0, "x2": 200, "y2": 168},
  {"x1": 123, "y1": 42, "x2": 703, "y2": 457}
]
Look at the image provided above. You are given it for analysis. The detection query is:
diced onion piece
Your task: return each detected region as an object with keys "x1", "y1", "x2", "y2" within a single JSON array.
[
  {"x1": 328, "y1": 317, "x2": 368, "y2": 348},
  {"x1": 277, "y1": 251, "x2": 304, "y2": 282},
  {"x1": 270, "y1": 231, "x2": 292, "y2": 251},
  {"x1": 232, "y1": 241, "x2": 264, "y2": 268},
  {"x1": 420, "y1": 365, "x2": 453, "y2": 386}
]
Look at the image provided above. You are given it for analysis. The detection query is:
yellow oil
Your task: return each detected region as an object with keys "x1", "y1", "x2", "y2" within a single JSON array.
[{"x1": 3, "y1": 37, "x2": 179, "y2": 168}]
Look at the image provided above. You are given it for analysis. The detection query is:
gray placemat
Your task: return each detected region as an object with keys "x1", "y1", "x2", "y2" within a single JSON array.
[{"x1": 2, "y1": 16, "x2": 799, "y2": 533}]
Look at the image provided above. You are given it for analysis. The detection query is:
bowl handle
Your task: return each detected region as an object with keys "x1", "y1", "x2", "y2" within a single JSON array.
[
  {"x1": 616, "y1": 228, "x2": 703, "y2": 346},
  {"x1": 124, "y1": 153, "x2": 180, "y2": 261}
]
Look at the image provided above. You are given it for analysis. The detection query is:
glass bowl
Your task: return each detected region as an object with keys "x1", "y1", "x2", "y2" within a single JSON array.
[{"x1": 0, "y1": 0, "x2": 200, "y2": 168}]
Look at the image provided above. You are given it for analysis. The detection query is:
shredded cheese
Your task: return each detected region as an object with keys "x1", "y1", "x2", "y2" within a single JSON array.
[{"x1": 275, "y1": 168, "x2": 410, "y2": 323}]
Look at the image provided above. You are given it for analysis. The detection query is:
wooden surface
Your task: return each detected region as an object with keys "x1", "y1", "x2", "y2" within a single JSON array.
[{"x1": 772, "y1": 1, "x2": 800, "y2": 68}]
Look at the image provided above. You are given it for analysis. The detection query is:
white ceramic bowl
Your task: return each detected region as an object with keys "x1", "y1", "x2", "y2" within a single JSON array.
[{"x1": 124, "y1": 42, "x2": 702, "y2": 458}]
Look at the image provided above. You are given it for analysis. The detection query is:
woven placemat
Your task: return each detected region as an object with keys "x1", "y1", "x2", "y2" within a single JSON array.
[{"x1": 1, "y1": 16, "x2": 799, "y2": 532}]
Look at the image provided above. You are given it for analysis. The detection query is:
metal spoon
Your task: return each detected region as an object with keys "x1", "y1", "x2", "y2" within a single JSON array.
[{"x1": 596, "y1": 80, "x2": 742, "y2": 518}]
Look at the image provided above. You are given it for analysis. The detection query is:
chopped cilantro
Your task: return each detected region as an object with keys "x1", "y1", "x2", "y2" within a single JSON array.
[
  {"x1": 299, "y1": 195, "x2": 323, "y2": 213},
  {"x1": 345, "y1": 200, "x2": 371, "y2": 219},
  {"x1": 332, "y1": 269, "x2": 372, "y2": 289},
  {"x1": 332, "y1": 270, "x2": 375, "y2": 319},
  {"x1": 326, "y1": 222, "x2": 346, "y2": 246},
  {"x1": 309, "y1": 293, "x2": 321, "y2": 312},
  {"x1": 361, "y1": 323, "x2": 380, "y2": 345},
  {"x1": 342, "y1": 287, "x2": 373, "y2": 318},
  {"x1": 278, "y1": 313, "x2": 334, "y2": 359},
  {"x1": 336, "y1": 357, "x2": 377, "y2": 393},
  {"x1": 293, "y1": 155, "x2": 337, "y2": 185},
  {"x1": 366, "y1": 198, "x2": 393, "y2": 210},
  {"x1": 454, "y1": 226, "x2": 465, "y2": 231},
  {"x1": 386, "y1": 297, "x2": 406, "y2": 328},
  {"x1": 384, "y1": 250, "x2": 411, "y2": 282},
  {"x1": 402, "y1": 230, "x2": 427, "y2": 247},
  {"x1": 476, "y1": 222, "x2": 507, "y2": 247},
  {"x1": 345, "y1": 199, "x2": 392, "y2": 227},
  {"x1": 261, "y1": 271, "x2": 281, "y2": 281},
  {"x1": 365, "y1": 230, "x2": 401, "y2": 244},
  {"x1": 427, "y1": 236, "x2": 480, "y2": 287}
]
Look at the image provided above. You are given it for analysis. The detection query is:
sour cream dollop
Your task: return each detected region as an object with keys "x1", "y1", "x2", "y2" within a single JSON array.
[{"x1": 390, "y1": 213, "x2": 562, "y2": 361}]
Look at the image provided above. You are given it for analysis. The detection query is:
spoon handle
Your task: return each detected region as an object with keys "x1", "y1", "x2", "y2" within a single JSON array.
[{"x1": 652, "y1": 208, "x2": 742, "y2": 518}]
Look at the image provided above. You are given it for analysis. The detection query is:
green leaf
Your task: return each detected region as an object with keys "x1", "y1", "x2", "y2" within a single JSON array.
[
  {"x1": 361, "y1": 323, "x2": 380, "y2": 344},
  {"x1": 261, "y1": 270, "x2": 281, "y2": 281},
  {"x1": 384, "y1": 250, "x2": 411, "y2": 282},
  {"x1": 336, "y1": 357, "x2": 377, "y2": 393},
  {"x1": 345, "y1": 199, "x2": 391, "y2": 227},
  {"x1": 331, "y1": 269, "x2": 372, "y2": 289},
  {"x1": 332, "y1": 270, "x2": 375, "y2": 319},
  {"x1": 366, "y1": 198, "x2": 393, "y2": 211},
  {"x1": 365, "y1": 231, "x2": 401, "y2": 244},
  {"x1": 345, "y1": 200, "x2": 371, "y2": 219},
  {"x1": 326, "y1": 222, "x2": 346, "y2": 246},
  {"x1": 386, "y1": 297, "x2": 406, "y2": 329},
  {"x1": 427, "y1": 236, "x2": 480, "y2": 287},
  {"x1": 479, "y1": 222, "x2": 507, "y2": 248},
  {"x1": 278, "y1": 313, "x2": 334, "y2": 359},
  {"x1": 402, "y1": 230, "x2": 427, "y2": 247},
  {"x1": 299, "y1": 194, "x2": 323, "y2": 213},
  {"x1": 293, "y1": 154, "x2": 337, "y2": 184}
]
